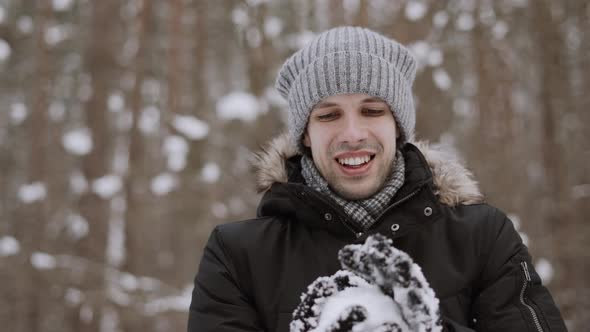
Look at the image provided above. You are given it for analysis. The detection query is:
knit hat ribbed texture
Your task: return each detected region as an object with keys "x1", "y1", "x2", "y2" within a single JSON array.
[{"x1": 275, "y1": 26, "x2": 417, "y2": 150}]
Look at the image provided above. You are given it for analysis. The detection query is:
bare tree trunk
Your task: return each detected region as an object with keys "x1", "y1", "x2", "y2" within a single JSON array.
[
  {"x1": 119, "y1": 1, "x2": 153, "y2": 330},
  {"x1": 124, "y1": 0, "x2": 151, "y2": 276},
  {"x1": 531, "y1": 0, "x2": 580, "y2": 327},
  {"x1": 76, "y1": 0, "x2": 119, "y2": 330},
  {"x1": 15, "y1": 1, "x2": 52, "y2": 331}
]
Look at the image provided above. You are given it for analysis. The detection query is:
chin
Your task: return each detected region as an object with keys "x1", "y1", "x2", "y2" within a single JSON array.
[{"x1": 335, "y1": 183, "x2": 379, "y2": 201}]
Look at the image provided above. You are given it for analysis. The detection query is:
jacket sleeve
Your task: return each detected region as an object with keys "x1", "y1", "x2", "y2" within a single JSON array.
[
  {"x1": 468, "y1": 209, "x2": 567, "y2": 332},
  {"x1": 188, "y1": 227, "x2": 263, "y2": 332}
]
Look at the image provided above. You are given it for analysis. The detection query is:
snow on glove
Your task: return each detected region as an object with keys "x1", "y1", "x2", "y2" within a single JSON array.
[{"x1": 290, "y1": 234, "x2": 442, "y2": 332}]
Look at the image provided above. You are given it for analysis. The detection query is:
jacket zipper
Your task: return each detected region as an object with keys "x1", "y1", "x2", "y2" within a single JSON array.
[{"x1": 520, "y1": 261, "x2": 544, "y2": 332}]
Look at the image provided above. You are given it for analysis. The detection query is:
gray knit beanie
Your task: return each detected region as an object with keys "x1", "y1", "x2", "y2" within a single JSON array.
[{"x1": 275, "y1": 26, "x2": 417, "y2": 150}]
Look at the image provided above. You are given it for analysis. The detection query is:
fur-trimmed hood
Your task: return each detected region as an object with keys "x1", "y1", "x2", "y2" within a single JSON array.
[{"x1": 251, "y1": 133, "x2": 484, "y2": 206}]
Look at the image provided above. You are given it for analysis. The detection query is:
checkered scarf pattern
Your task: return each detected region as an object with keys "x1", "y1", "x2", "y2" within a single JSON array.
[{"x1": 301, "y1": 150, "x2": 405, "y2": 230}]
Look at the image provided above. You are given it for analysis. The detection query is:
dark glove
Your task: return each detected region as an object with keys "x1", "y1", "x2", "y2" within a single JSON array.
[{"x1": 290, "y1": 234, "x2": 442, "y2": 332}]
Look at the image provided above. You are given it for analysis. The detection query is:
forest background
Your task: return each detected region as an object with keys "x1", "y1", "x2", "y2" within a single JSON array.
[{"x1": 0, "y1": 0, "x2": 588, "y2": 331}]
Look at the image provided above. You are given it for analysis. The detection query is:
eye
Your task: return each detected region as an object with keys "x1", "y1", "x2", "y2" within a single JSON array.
[
  {"x1": 316, "y1": 111, "x2": 340, "y2": 121},
  {"x1": 363, "y1": 108, "x2": 386, "y2": 116}
]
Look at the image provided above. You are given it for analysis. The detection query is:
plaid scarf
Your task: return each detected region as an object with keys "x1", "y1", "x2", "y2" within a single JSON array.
[{"x1": 301, "y1": 150, "x2": 405, "y2": 230}]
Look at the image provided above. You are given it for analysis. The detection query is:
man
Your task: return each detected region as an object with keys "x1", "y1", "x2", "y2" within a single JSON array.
[{"x1": 188, "y1": 27, "x2": 567, "y2": 331}]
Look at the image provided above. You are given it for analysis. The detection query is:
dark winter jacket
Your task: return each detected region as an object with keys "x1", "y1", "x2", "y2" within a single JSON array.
[{"x1": 188, "y1": 134, "x2": 567, "y2": 332}]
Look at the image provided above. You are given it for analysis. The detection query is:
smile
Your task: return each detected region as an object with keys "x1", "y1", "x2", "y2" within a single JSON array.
[{"x1": 335, "y1": 153, "x2": 375, "y2": 170}]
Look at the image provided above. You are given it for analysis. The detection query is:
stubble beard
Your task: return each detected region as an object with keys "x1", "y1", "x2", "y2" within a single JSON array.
[
  {"x1": 327, "y1": 158, "x2": 393, "y2": 200},
  {"x1": 322, "y1": 143, "x2": 395, "y2": 201}
]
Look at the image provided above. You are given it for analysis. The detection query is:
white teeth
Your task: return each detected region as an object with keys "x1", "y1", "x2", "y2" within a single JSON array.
[{"x1": 338, "y1": 155, "x2": 371, "y2": 166}]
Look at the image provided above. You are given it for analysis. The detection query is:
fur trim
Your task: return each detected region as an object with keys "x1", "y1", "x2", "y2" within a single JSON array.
[
  {"x1": 412, "y1": 141, "x2": 484, "y2": 206},
  {"x1": 251, "y1": 134, "x2": 484, "y2": 206},
  {"x1": 251, "y1": 132, "x2": 298, "y2": 193}
]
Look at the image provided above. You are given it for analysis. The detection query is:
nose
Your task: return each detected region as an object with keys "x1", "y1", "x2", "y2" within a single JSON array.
[{"x1": 339, "y1": 114, "x2": 368, "y2": 144}]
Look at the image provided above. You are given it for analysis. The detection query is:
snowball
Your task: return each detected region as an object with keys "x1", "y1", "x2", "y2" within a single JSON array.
[
  {"x1": 433, "y1": 68, "x2": 451, "y2": 90},
  {"x1": 405, "y1": 1, "x2": 427, "y2": 21},
  {"x1": 0, "y1": 236, "x2": 20, "y2": 257},
  {"x1": 10, "y1": 102, "x2": 28, "y2": 125},
  {"x1": 18, "y1": 182, "x2": 47, "y2": 204},
  {"x1": 151, "y1": 173, "x2": 178, "y2": 196},
  {"x1": 0, "y1": 39, "x2": 11, "y2": 62},
  {"x1": 31, "y1": 252, "x2": 57, "y2": 270},
  {"x1": 314, "y1": 285, "x2": 407, "y2": 332},
  {"x1": 172, "y1": 115, "x2": 209, "y2": 140},
  {"x1": 52, "y1": 0, "x2": 73, "y2": 11},
  {"x1": 201, "y1": 162, "x2": 221, "y2": 183},
  {"x1": 92, "y1": 174, "x2": 122, "y2": 199},
  {"x1": 63, "y1": 128, "x2": 93, "y2": 156},
  {"x1": 535, "y1": 258, "x2": 554, "y2": 285},
  {"x1": 163, "y1": 135, "x2": 188, "y2": 172},
  {"x1": 216, "y1": 91, "x2": 261, "y2": 122}
]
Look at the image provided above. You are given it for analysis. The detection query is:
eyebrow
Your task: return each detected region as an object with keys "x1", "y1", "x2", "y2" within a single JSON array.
[{"x1": 313, "y1": 97, "x2": 386, "y2": 110}]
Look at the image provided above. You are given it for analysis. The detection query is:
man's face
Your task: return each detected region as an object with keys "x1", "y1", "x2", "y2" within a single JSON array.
[{"x1": 303, "y1": 93, "x2": 399, "y2": 200}]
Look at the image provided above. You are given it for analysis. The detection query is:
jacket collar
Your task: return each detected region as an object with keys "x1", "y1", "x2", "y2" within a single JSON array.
[{"x1": 251, "y1": 133, "x2": 484, "y2": 207}]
